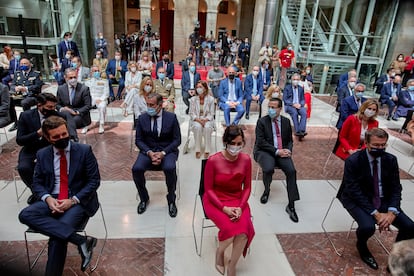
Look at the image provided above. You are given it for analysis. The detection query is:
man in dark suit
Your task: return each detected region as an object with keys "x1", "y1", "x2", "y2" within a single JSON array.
[
  {"x1": 244, "y1": 65, "x2": 264, "y2": 119},
  {"x1": 132, "y1": 93, "x2": 181, "y2": 217},
  {"x1": 336, "y1": 76, "x2": 356, "y2": 112},
  {"x1": 337, "y1": 128, "x2": 414, "y2": 270},
  {"x1": 395, "y1": 79, "x2": 414, "y2": 121},
  {"x1": 283, "y1": 73, "x2": 307, "y2": 138},
  {"x1": 16, "y1": 93, "x2": 78, "y2": 204},
  {"x1": 105, "y1": 51, "x2": 127, "y2": 101},
  {"x1": 57, "y1": 68, "x2": 92, "y2": 133},
  {"x1": 181, "y1": 60, "x2": 201, "y2": 114},
  {"x1": 238, "y1": 37, "x2": 250, "y2": 69},
  {"x1": 380, "y1": 75, "x2": 401, "y2": 120},
  {"x1": 259, "y1": 59, "x2": 271, "y2": 92},
  {"x1": 57, "y1": 32, "x2": 80, "y2": 62},
  {"x1": 254, "y1": 98, "x2": 300, "y2": 222},
  {"x1": 18, "y1": 116, "x2": 100, "y2": 275},
  {"x1": 336, "y1": 83, "x2": 367, "y2": 129},
  {"x1": 218, "y1": 66, "x2": 245, "y2": 126},
  {"x1": 156, "y1": 53, "x2": 174, "y2": 80},
  {"x1": 374, "y1": 68, "x2": 395, "y2": 95}
]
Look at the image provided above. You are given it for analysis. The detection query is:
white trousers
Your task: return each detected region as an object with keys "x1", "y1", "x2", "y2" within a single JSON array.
[{"x1": 191, "y1": 120, "x2": 214, "y2": 153}]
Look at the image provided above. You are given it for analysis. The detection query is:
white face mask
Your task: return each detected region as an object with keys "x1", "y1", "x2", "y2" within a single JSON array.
[
  {"x1": 364, "y1": 109, "x2": 376, "y2": 118},
  {"x1": 226, "y1": 145, "x2": 243, "y2": 156},
  {"x1": 252, "y1": 71, "x2": 259, "y2": 77},
  {"x1": 272, "y1": 92, "x2": 279, "y2": 98},
  {"x1": 65, "y1": 54, "x2": 71, "y2": 59},
  {"x1": 349, "y1": 82, "x2": 356, "y2": 89},
  {"x1": 67, "y1": 78, "x2": 77, "y2": 87},
  {"x1": 115, "y1": 55, "x2": 121, "y2": 61},
  {"x1": 196, "y1": 88, "x2": 204, "y2": 95},
  {"x1": 144, "y1": 85, "x2": 152, "y2": 93},
  {"x1": 95, "y1": 55, "x2": 101, "y2": 59},
  {"x1": 131, "y1": 67, "x2": 137, "y2": 72},
  {"x1": 292, "y1": 80, "x2": 299, "y2": 87}
]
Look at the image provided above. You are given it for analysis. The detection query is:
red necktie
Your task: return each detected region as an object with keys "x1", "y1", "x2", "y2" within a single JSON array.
[
  {"x1": 372, "y1": 159, "x2": 380, "y2": 209},
  {"x1": 58, "y1": 149, "x2": 69, "y2": 200},
  {"x1": 274, "y1": 120, "x2": 282, "y2": 149}
]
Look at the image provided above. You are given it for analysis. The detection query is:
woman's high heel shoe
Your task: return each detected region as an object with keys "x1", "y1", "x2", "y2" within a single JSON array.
[{"x1": 215, "y1": 248, "x2": 225, "y2": 275}]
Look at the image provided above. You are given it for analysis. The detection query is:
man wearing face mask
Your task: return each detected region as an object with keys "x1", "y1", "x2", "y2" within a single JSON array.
[
  {"x1": 254, "y1": 98, "x2": 300, "y2": 222},
  {"x1": 156, "y1": 53, "x2": 174, "y2": 80},
  {"x1": 18, "y1": 115, "x2": 100, "y2": 275},
  {"x1": 94, "y1": 32, "x2": 108, "y2": 58},
  {"x1": 106, "y1": 51, "x2": 127, "y2": 101},
  {"x1": 181, "y1": 61, "x2": 201, "y2": 114},
  {"x1": 337, "y1": 83, "x2": 367, "y2": 129},
  {"x1": 218, "y1": 66, "x2": 245, "y2": 126},
  {"x1": 259, "y1": 59, "x2": 271, "y2": 92},
  {"x1": 380, "y1": 74, "x2": 401, "y2": 120},
  {"x1": 57, "y1": 32, "x2": 80, "y2": 62},
  {"x1": 71, "y1": 56, "x2": 90, "y2": 84},
  {"x1": 374, "y1": 68, "x2": 395, "y2": 95},
  {"x1": 132, "y1": 93, "x2": 181, "y2": 217},
  {"x1": 336, "y1": 76, "x2": 357, "y2": 113},
  {"x1": 337, "y1": 128, "x2": 414, "y2": 270},
  {"x1": 8, "y1": 57, "x2": 44, "y2": 131},
  {"x1": 283, "y1": 73, "x2": 307, "y2": 139},
  {"x1": 16, "y1": 93, "x2": 78, "y2": 205},
  {"x1": 57, "y1": 68, "x2": 92, "y2": 134},
  {"x1": 244, "y1": 65, "x2": 264, "y2": 119},
  {"x1": 207, "y1": 62, "x2": 225, "y2": 99},
  {"x1": 154, "y1": 67, "x2": 175, "y2": 112},
  {"x1": 395, "y1": 79, "x2": 414, "y2": 126},
  {"x1": 92, "y1": 50, "x2": 108, "y2": 79},
  {"x1": 238, "y1": 37, "x2": 250, "y2": 69},
  {"x1": 279, "y1": 43, "x2": 296, "y2": 89}
]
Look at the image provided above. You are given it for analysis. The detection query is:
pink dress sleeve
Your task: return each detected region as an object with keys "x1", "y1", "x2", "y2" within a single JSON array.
[
  {"x1": 239, "y1": 155, "x2": 252, "y2": 210},
  {"x1": 204, "y1": 158, "x2": 225, "y2": 210}
]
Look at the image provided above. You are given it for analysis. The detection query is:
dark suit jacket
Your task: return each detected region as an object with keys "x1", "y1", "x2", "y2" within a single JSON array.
[
  {"x1": 336, "y1": 85, "x2": 353, "y2": 112},
  {"x1": 244, "y1": 74, "x2": 264, "y2": 99},
  {"x1": 253, "y1": 115, "x2": 293, "y2": 156},
  {"x1": 258, "y1": 68, "x2": 271, "y2": 87},
  {"x1": 375, "y1": 74, "x2": 390, "y2": 94},
  {"x1": 396, "y1": 89, "x2": 414, "y2": 117},
  {"x1": 337, "y1": 150, "x2": 402, "y2": 215},
  {"x1": 336, "y1": 95, "x2": 367, "y2": 129},
  {"x1": 380, "y1": 82, "x2": 401, "y2": 104},
  {"x1": 7, "y1": 58, "x2": 19, "y2": 75},
  {"x1": 283, "y1": 84, "x2": 305, "y2": 107},
  {"x1": 0, "y1": 83, "x2": 10, "y2": 127},
  {"x1": 58, "y1": 40, "x2": 80, "y2": 62},
  {"x1": 156, "y1": 61, "x2": 174, "y2": 80},
  {"x1": 56, "y1": 83, "x2": 92, "y2": 126},
  {"x1": 218, "y1": 78, "x2": 244, "y2": 104},
  {"x1": 10, "y1": 70, "x2": 43, "y2": 96},
  {"x1": 135, "y1": 111, "x2": 181, "y2": 155},
  {"x1": 181, "y1": 71, "x2": 201, "y2": 93},
  {"x1": 105, "y1": 59, "x2": 128, "y2": 80},
  {"x1": 33, "y1": 142, "x2": 100, "y2": 216},
  {"x1": 16, "y1": 109, "x2": 50, "y2": 153}
]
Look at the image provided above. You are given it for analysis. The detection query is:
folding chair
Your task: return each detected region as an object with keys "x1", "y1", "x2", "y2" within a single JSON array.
[
  {"x1": 253, "y1": 163, "x2": 285, "y2": 196},
  {"x1": 183, "y1": 117, "x2": 217, "y2": 154},
  {"x1": 14, "y1": 166, "x2": 28, "y2": 203},
  {"x1": 24, "y1": 203, "x2": 107, "y2": 273}
]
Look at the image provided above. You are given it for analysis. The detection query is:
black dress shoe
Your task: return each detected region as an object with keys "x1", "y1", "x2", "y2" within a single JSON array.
[
  {"x1": 27, "y1": 194, "x2": 37, "y2": 205},
  {"x1": 8, "y1": 123, "x2": 18, "y2": 132},
  {"x1": 392, "y1": 116, "x2": 398, "y2": 121},
  {"x1": 285, "y1": 205, "x2": 299, "y2": 223},
  {"x1": 260, "y1": 191, "x2": 269, "y2": 204},
  {"x1": 357, "y1": 242, "x2": 378, "y2": 270},
  {"x1": 245, "y1": 114, "x2": 249, "y2": 120},
  {"x1": 302, "y1": 132, "x2": 308, "y2": 137},
  {"x1": 78, "y1": 236, "x2": 97, "y2": 271},
  {"x1": 137, "y1": 201, "x2": 148, "y2": 214},
  {"x1": 168, "y1": 202, "x2": 177, "y2": 217}
]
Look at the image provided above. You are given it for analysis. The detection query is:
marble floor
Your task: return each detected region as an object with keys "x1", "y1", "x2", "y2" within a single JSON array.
[{"x1": 0, "y1": 84, "x2": 413, "y2": 275}]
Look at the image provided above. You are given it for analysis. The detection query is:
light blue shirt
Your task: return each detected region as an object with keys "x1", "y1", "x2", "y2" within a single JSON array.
[{"x1": 252, "y1": 77, "x2": 257, "y2": 96}]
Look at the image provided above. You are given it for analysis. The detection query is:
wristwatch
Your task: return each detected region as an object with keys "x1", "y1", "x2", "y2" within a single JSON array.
[{"x1": 161, "y1": 151, "x2": 166, "y2": 156}]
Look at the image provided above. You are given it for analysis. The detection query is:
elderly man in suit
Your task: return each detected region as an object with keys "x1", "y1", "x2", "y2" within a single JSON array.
[
  {"x1": 18, "y1": 115, "x2": 100, "y2": 275},
  {"x1": 253, "y1": 98, "x2": 300, "y2": 223},
  {"x1": 218, "y1": 66, "x2": 245, "y2": 126},
  {"x1": 71, "y1": 56, "x2": 90, "y2": 84},
  {"x1": 395, "y1": 79, "x2": 414, "y2": 121},
  {"x1": 106, "y1": 50, "x2": 127, "y2": 101},
  {"x1": 244, "y1": 65, "x2": 264, "y2": 119},
  {"x1": 57, "y1": 32, "x2": 79, "y2": 62},
  {"x1": 336, "y1": 76, "x2": 356, "y2": 112},
  {"x1": 57, "y1": 68, "x2": 92, "y2": 134},
  {"x1": 132, "y1": 93, "x2": 181, "y2": 217},
  {"x1": 156, "y1": 53, "x2": 174, "y2": 80},
  {"x1": 337, "y1": 128, "x2": 414, "y2": 270},
  {"x1": 336, "y1": 83, "x2": 367, "y2": 129},
  {"x1": 380, "y1": 75, "x2": 402, "y2": 120},
  {"x1": 154, "y1": 66, "x2": 175, "y2": 112},
  {"x1": 16, "y1": 93, "x2": 78, "y2": 204},
  {"x1": 181, "y1": 60, "x2": 201, "y2": 114},
  {"x1": 283, "y1": 73, "x2": 307, "y2": 139}
]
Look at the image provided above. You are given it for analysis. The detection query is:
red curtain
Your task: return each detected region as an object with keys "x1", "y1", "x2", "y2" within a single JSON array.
[
  {"x1": 159, "y1": 10, "x2": 174, "y2": 60},
  {"x1": 198, "y1": 12, "x2": 206, "y2": 37}
]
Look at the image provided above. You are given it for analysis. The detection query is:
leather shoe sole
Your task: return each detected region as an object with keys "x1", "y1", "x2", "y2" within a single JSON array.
[
  {"x1": 137, "y1": 201, "x2": 149, "y2": 214},
  {"x1": 285, "y1": 205, "x2": 299, "y2": 223},
  {"x1": 79, "y1": 236, "x2": 97, "y2": 271},
  {"x1": 260, "y1": 191, "x2": 269, "y2": 204},
  {"x1": 168, "y1": 202, "x2": 177, "y2": 217}
]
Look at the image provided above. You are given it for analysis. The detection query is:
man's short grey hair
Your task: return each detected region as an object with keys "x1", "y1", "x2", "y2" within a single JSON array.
[
  {"x1": 355, "y1": 83, "x2": 366, "y2": 90},
  {"x1": 291, "y1": 73, "x2": 300, "y2": 79},
  {"x1": 64, "y1": 67, "x2": 77, "y2": 76},
  {"x1": 388, "y1": 239, "x2": 414, "y2": 276}
]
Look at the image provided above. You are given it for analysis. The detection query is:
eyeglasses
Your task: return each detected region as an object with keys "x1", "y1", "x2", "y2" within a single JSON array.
[{"x1": 370, "y1": 143, "x2": 387, "y2": 148}]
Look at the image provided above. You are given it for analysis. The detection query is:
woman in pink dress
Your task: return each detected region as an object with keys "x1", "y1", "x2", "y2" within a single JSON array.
[{"x1": 202, "y1": 125, "x2": 255, "y2": 276}]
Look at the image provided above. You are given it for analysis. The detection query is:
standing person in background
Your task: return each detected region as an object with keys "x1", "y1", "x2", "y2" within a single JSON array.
[
  {"x1": 403, "y1": 50, "x2": 414, "y2": 86},
  {"x1": 92, "y1": 50, "x2": 108, "y2": 79},
  {"x1": 278, "y1": 43, "x2": 296, "y2": 89},
  {"x1": 258, "y1": 41, "x2": 273, "y2": 60},
  {"x1": 299, "y1": 70, "x2": 312, "y2": 119},
  {"x1": 94, "y1": 32, "x2": 108, "y2": 58},
  {"x1": 48, "y1": 53, "x2": 62, "y2": 84},
  {"x1": 57, "y1": 32, "x2": 79, "y2": 62},
  {"x1": 270, "y1": 45, "x2": 280, "y2": 85},
  {"x1": 238, "y1": 37, "x2": 251, "y2": 70},
  {"x1": 390, "y1": 54, "x2": 406, "y2": 75},
  {"x1": 114, "y1": 34, "x2": 121, "y2": 52},
  {"x1": 59, "y1": 50, "x2": 74, "y2": 85}
]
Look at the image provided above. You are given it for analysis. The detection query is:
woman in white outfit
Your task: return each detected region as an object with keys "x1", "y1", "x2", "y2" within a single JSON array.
[
  {"x1": 121, "y1": 61, "x2": 142, "y2": 116},
  {"x1": 189, "y1": 80, "x2": 215, "y2": 159},
  {"x1": 133, "y1": 76, "x2": 154, "y2": 122}
]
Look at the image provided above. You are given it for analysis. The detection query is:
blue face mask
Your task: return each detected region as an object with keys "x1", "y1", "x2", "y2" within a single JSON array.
[
  {"x1": 408, "y1": 86, "x2": 414, "y2": 91},
  {"x1": 158, "y1": 73, "x2": 165, "y2": 80},
  {"x1": 71, "y1": 63, "x2": 77, "y2": 69},
  {"x1": 15, "y1": 55, "x2": 21, "y2": 60},
  {"x1": 146, "y1": 107, "x2": 157, "y2": 117},
  {"x1": 356, "y1": 92, "x2": 364, "y2": 98},
  {"x1": 93, "y1": 72, "x2": 100, "y2": 79},
  {"x1": 20, "y1": 65, "x2": 29, "y2": 71},
  {"x1": 189, "y1": 66, "x2": 196, "y2": 73},
  {"x1": 268, "y1": 108, "x2": 277, "y2": 118}
]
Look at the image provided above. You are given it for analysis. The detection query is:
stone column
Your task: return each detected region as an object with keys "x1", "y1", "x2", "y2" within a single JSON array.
[
  {"x1": 206, "y1": 9, "x2": 218, "y2": 39},
  {"x1": 101, "y1": 0, "x2": 114, "y2": 57},
  {"x1": 140, "y1": 0, "x2": 152, "y2": 28},
  {"x1": 250, "y1": 0, "x2": 267, "y2": 66},
  {"x1": 262, "y1": 0, "x2": 278, "y2": 46},
  {"x1": 173, "y1": 0, "x2": 198, "y2": 62}
]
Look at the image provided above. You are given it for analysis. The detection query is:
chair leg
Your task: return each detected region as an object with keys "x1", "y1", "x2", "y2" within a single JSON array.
[
  {"x1": 321, "y1": 197, "x2": 344, "y2": 256},
  {"x1": 25, "y1": 230, "x2": 48, "y2": 272},
  {"x1": 14, "y1": 169, "x2": 28, "y2": 203},
  {"x1": 192, "y1": 195, "x2": 202, "y2": 256},
  {"x1": 90, "y1": 203, "x2": 108, "y2": 272}
]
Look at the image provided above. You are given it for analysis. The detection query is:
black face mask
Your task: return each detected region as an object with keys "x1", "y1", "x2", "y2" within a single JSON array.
[
  {"x1": 228, "y1": 74, "x2": 235, "y2": 80},
  {"x1": 41, "y1": 108, "x2": 57, "y2": 118},
  {"x1": 54, "y1": 137, "x2": 70, "y2": 149},
  {"x1": 369, "y1": 148, "x2": 385, "y2": 158},
  {"x1": 163, "y1": 58, "x2": 169, "y2": 63}
]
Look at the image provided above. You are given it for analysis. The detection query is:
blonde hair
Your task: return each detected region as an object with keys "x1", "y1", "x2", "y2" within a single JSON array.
[
  {"x1": 357, "y1": 99, "x2": 379, "y2": 121},
  {"x1": 139, "y1": 76, "x2": 154, "y2": 96},
  {"x1": 265, "y1": 85, "x2": 282, "y2": 99},
  {"x1": 127, "y1": 61, "x2": 137, "y2": 70}
]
